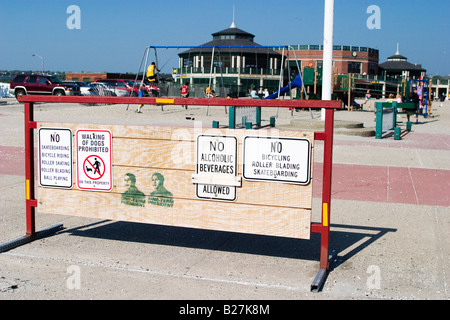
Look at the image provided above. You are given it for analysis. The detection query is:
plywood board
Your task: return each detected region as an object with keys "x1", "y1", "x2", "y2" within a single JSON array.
[{"x1": 36, "y1": 122, "x2": 314, "y2": 239}]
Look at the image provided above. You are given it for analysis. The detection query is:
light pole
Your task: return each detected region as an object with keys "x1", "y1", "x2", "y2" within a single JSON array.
[
  {"x1": 321, "y1": 0, "x2": 334, "y2": 120},
  {"x1": 32, "y1": 54, "x2": 45, "y2": 74}
]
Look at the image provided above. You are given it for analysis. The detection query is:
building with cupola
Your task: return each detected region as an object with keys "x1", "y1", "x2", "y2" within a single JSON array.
[
  {"x1": 174, "y1": 20, "x2": 283, "y2": 97},
  {"x1": 379, "y1": 45, "x2": 426, "y2": 81}
]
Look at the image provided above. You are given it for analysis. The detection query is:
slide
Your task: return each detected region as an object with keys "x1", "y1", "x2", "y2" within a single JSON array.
[{"x1": 265, "y1": 73, "x2": 303, "y2": 99}]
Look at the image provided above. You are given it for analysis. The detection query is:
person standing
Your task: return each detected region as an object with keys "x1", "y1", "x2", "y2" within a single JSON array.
[
  {"x1": 362, "y1": 90, "x2": 372, "y2": 111},
  {"x1": 180, "y1": 82, "x2": 191, "y2": 109},
  {"x1": 136, "y1": 62, "x2": 160, "y2": 113},
  {"x1": 146, "y1": 62, "x2": 160, "y2": 87}
]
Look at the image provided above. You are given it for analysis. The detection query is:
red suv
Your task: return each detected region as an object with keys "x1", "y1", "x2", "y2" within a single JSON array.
[
  {"x1": 9, "y1": 74, "x2": 81, "y2": 98},
  {"x1": 95, "y1": 79, "x2": 146, "y2": 96}
]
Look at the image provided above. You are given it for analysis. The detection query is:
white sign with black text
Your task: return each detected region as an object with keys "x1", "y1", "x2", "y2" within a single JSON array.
[
  {"x1": 243, "y1": 136, "x2": 312, "y2": 185},
  {"x1": 195, "y1": 135, "x2": 238, "y2": 201},
  {"x1": 76, "y1": 129, "x2": 113, "y2": 192},
  {"x1": 38, "y1": 128, "x2": 73, "y2": 189}
]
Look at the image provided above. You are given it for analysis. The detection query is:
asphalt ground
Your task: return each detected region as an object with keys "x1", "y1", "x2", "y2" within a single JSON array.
[{"x1": 0, "y1": 96, "x2": 449, "y2": 303}]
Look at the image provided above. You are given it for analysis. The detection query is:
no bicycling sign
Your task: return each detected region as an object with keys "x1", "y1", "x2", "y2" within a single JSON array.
[{"x1": 76, "y1": 129, "x2": 113, "y2": 192}]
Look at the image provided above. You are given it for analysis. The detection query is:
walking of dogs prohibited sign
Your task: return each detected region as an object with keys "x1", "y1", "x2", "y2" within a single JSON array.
[{"x1": 76, "y1": 129, "x2": 112, "y2": 192}]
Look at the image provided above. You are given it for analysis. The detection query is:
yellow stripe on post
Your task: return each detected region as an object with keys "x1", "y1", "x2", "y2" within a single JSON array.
[
  {"x1": 322, "y1": 203, "x2": 329, "y2": 227},
  {"x1": 26, "y1": 179, "x2": 30, "y2": 200},
  {"x1": 156, "y1": 98, "x2": 174, "y2": 104}
]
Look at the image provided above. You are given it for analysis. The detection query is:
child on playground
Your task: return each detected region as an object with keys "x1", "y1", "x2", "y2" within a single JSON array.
[
  {"x1": 180, "y1": 82, "x2": 190, "y2": 109},
  {"x1": 136, "y1": 62, "x2": 160, "y2": 113},
  {"x1": 362, "y1": 90, "x2": 372, "y2": 111}
]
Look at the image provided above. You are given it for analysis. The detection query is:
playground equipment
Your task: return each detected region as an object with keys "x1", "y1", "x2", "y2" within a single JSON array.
[
  {"x1": 131, "y1": 45, "x2": 308, "y2": 119},
  {"x1": 408, "y1": 79, "x2": 430, "y2": 119},
  {"x1": 265, "y1": 73, "x2": 303, "y2": 99},
  {"x1": 132, "y1": 45, "x2": 307, "y2": 98}
]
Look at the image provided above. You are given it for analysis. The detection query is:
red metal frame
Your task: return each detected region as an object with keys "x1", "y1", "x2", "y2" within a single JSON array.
[
  {"x1": 24, "y1": 101, "x2": 37, "y2": 236},
  {"x1": 18, "y1": 95, "x2": 339, "y2": 290},
  {"x1": 311, "y1": 108, "x2": 334, "y2": 290}
]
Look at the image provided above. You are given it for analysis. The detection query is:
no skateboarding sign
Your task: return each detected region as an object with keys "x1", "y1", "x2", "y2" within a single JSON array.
[{"x1": 76, "y1": 129, "x2": 112, "y2": 192}]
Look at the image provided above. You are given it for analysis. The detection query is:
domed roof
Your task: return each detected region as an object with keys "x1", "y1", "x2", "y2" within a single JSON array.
[
  {"x1": 387, "y1": 53, "x2": 408, "y2": 61},
  {"x1": 211, "y1": 26, "x2": 255, "y2": 39},
  {"x1": 179, "y1": 24, "x2": 280, "y2": 56}
]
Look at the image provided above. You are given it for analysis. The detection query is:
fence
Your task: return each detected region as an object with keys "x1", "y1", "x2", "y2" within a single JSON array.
[{"x1": 1, "y1": 95, "x2": 340, "y2": 292}]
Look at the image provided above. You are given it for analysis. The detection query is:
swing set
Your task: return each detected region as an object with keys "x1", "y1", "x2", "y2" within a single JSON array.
[
  {"x1": 131, "y1": 45, "x2": 306, "y2": 99},
  {"x1": 128, "y1": 45, "x2": 311, "y2": 119}
]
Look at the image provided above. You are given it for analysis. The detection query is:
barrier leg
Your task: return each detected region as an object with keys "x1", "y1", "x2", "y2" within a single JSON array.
[
  {"x1": 24, "y1": 101, "x2": 37, "y2": 236},
  {"x1": 0, "y1": 101, "x2": 64, "y2": 254},
  {"x1": 311, "y1": 108, "x2": 334, "y2": 292},
  {"x1": 0, "y1": 224, "x2": 64, "y2": 253},
  {"x1": 375, "y1": 103, "x2": 382, "y2": 139},
  {"x1": 394, "y1": 127, "x2": 401, "y2": 140},
  {"x1": 406, "y1": 121, "x2": 412, "y2": 132}
]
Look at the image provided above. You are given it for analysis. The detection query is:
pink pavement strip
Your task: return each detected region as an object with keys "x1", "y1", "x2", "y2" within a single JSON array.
[
  {"x1": 313, "y1": 163, "x2": 450, "y2": 207},
  {"x1": 2, "y1": 130, "x2": 450, "y2": 207},
  {"x1": 0, "y1": 146, "x2": 24, "y2": 176}
]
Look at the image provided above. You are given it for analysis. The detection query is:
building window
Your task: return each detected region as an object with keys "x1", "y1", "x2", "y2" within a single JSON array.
[
  {"x1": 369, "y1": 63, "x2": 377, "y2": 75},
  {"x1": 348, "y1": 62, "x2": 361, "y2": 74},
  {"x1": 183, "y1": 57, "x2": 194, "y2": 68}
]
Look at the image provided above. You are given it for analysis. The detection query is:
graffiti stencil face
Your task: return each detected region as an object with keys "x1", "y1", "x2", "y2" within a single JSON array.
[
  {"x1": 148, "y1": 173, "x2": 174, "y2": 208},
  {"x1": 121, "y1": 173, "x2": 145, "y2": 207}
]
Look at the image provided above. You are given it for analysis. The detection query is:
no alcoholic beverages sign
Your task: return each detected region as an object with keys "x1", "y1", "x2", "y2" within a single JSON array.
[
  {"x1": 195, "y1": 135, "x2": 238, "y2": 201},
  {"x1": 76, "y1": 129, "x2": 112, "y2": 192}
]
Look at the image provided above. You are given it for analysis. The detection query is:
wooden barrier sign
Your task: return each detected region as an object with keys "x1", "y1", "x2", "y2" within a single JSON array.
[{"x1": 36, "y1": 123, "x2": 314, "y2": 240}]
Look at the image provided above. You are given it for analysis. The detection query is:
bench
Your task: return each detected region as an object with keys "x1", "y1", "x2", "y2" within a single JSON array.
[
  {"x1": 376, "y1": 102, "x2": 416, "y2": 140},
  {"x1": 394, "y1": 102, "x2": 419, "y2": 123}
]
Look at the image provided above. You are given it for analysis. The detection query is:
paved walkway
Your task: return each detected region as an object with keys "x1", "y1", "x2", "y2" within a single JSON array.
[{"x1": 0, "y1": 98, "x2": 449, "y2": 300}]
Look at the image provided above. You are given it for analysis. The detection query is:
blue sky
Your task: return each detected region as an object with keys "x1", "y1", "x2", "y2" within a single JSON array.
[{"x1": 1, "y1": 0, "x2": 449, "y2": 75}]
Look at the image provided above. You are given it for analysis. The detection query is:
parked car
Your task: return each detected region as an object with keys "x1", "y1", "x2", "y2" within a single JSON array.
[
  {"x1": 62, "y1": 81, "x2": 92, "y2": 96},
  {"x1": 87, "y1": 82, "x2": 125, "y2": 97},
  {"x1": 95, "y1": 79, "x2": 146, "y2": 96},
  {"x1": 91, "y1": 81, "x2": 129, "y2": 97},
  {"x1": 9, "y1": 74, "x2": 81, "y2": 98},
  {"x1": 132, "y1": 79, "x2": 157, "y2": 96}
]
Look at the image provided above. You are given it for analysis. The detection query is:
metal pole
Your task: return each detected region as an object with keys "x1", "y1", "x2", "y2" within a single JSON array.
[
  {"x1": 127, "y1": 46, "x2": 150, "y2": 110},
  {"x1": 276, "y1": 47, "x2": 285, "y2": 118},
  {"x1": 207, "y1": 46, "x2": 216, "y2": 116},
  {"x1": 24, "y1": 102, "x2": 36, "y2": 236},
  {"x1": 311, "y1": 107, "x2": 335, "y2": 291},
  {"x1": 32, "y1": 54, "x2": 44, "y2": 74},
  {"x1": 321, "y1": 0, "x2": 334, "y2": 120},
  {"x1": 320, "y1": 107, "x2": 334, "y2": 269},
  {"x1": 208, "y1": 46, "x2": 216, "y2": 94}
]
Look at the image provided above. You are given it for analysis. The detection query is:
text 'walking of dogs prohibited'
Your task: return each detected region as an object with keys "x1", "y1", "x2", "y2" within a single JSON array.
[{"x1": 76, "y1": 129, "x2": 112, "y2": 192}]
